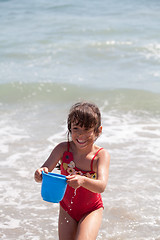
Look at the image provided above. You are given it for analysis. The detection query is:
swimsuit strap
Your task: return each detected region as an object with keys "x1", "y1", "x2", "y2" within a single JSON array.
[
  {"x1": 67, "y1": 141, "x2": 70, "y2": 151},
  {"x1": 91, "y1": 148, "x2": 103, "y2": 172}
]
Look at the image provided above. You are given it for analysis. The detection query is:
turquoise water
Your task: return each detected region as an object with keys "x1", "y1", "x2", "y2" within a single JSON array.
[{"x1": 0, "y1": 1, "x2": 160, "y2": 239}]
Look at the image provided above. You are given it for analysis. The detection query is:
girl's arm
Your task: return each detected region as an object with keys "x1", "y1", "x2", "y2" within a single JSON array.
[
  {"x1": 34, "y1": 142, "x2": 66, "y2": 183},
  {"x1": 67, "y1": 149, "x2": 110, "y2": 193}
]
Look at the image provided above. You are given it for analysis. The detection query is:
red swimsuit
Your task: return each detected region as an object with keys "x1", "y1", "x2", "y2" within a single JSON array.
[{"x1": 60, "y1": 143, "x2": 104, "y2": 222}]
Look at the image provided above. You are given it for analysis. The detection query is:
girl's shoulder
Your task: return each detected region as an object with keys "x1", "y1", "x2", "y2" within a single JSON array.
[
  {"x1": 90, "y1": 145, "x2": 110, "y2": 172},
  {"x1": 94, "y1": 145, "x2": 110, "y2": 160},
  {"x1": 52, "y1": 142, "x2": 69, "y2": 162},
  {"x1": 56, "y1": 141, "x2": 68, "y2": 152}
]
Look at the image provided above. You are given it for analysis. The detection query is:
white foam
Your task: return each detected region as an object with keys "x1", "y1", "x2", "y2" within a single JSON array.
[
  {"x1": 47, "y1": 125, "x2": 67, "y2": 144},
  {"x1": 0, "y1": 120, "x2": 30, "y2": 154},
  {"x1": 100, "y1": 111, "x2": 160, "y2": 156},
  {"x1": 0, "y1": 216, "x2": 21, "y2": 229},
  {"x1": 0, "y1": 152, "x2": 30, "y2": 167},
  {"x1": 144, "y1": 43, "x2": 160, "y2": 60}
]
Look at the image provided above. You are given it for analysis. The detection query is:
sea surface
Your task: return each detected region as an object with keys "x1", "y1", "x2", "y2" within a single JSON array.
[{"x1": 0, "y1": 0, "x2": 160, "y2": 239}]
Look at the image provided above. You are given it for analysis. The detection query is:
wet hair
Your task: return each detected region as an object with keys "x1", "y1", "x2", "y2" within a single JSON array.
[
  {"x1": 56, "y1": 102, "x2": 101, "y2": 170},
  {"x1": 68, "y1": 102, "x2": 101, "y2": 135}
]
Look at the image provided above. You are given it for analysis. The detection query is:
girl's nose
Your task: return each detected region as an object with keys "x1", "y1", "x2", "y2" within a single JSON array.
[{"x1": 79, "y1": 130, "x2": 85, "y2": 136}]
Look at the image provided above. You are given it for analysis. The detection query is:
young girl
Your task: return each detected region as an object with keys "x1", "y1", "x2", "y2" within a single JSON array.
[{"x1": 34, "y1": 102, "x2": 110, "y2": 240}]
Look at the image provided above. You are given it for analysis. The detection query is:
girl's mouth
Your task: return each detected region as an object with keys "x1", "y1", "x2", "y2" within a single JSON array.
[{"x1": 77, "y1": 139, "x2": 87, "y2": 145}]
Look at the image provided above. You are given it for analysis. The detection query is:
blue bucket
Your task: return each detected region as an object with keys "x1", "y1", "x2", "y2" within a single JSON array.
[{"x1": 41, "y1": 172, "x2": 67, "y2": 203}]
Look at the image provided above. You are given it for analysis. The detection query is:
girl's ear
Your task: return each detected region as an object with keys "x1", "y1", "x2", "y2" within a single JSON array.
[
  {"x1": 98, "y1": 126, "x2": 102, "y2": 135},
  {"x1": 95, "y1": 126, "x2": 102, "y2": 137}
]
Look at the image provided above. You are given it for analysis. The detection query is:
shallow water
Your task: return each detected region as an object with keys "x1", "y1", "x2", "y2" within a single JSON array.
[{"x1": 0, "y1": 86, "x2": 160, "y2": 239}]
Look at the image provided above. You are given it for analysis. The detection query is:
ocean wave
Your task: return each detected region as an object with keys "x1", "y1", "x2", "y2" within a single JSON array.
[{"x1": 0, "y1": 82, "x2": 160, "y2": 114}]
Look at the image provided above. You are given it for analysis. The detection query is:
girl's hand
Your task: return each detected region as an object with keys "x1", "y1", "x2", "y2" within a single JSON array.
[
  {"x1": 34, "y1": 167, "x2": 48, "y2": 183},
  {"x1": 66, "y1": 175, "x2": 85, "y2": 189}
]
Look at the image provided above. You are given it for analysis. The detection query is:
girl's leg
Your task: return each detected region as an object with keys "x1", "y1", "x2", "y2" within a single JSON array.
[
  {"x1": 75, "y1": 207, "x2": 103, "y2": 240},
  {"x1": 58, "y1": 206, "x2": 77, "y2": 240}
]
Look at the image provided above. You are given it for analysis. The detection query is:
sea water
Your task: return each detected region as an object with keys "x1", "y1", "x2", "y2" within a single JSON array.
[{"x1": 0, "y1": 0, "x2": 160, "y2": 239}]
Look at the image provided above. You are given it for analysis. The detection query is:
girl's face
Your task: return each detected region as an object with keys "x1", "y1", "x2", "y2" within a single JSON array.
[{"x1": 70, "y1": 123, "x2": 100, "y2": 149}]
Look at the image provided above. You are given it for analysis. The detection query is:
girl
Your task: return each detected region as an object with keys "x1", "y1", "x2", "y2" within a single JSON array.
[{"x1": 34, "y1": 102, "x2": 110, "y2": 240}]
